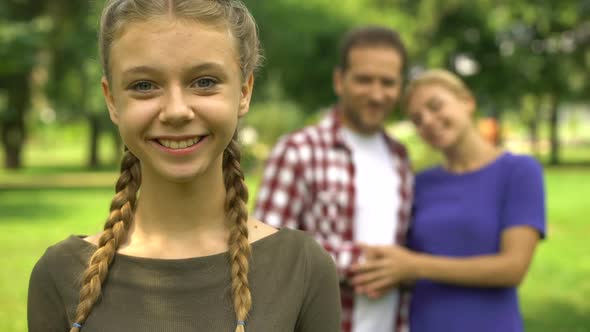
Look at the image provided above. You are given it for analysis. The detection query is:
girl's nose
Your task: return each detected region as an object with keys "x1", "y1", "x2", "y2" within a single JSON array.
[{"x1": 159, "y1": 87, "x2": 195, "y2": 125}]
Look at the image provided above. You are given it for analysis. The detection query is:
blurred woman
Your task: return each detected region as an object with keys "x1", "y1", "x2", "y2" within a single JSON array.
[{"x1": 351, "y1": 69, "x2": 546, "y2": 332}]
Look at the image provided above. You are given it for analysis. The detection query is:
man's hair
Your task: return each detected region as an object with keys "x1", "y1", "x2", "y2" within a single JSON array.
[{"x1": 338, "y1": 25, "x2": 407, "y2": 73}]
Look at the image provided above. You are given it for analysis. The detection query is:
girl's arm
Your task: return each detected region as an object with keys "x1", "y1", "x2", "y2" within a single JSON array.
[
  {"x1": 296, "y1": 236, "x2": 342, "y2": 332},
  {"x1": 28, "y1": 249, "x2": 70, "y2": 332}
]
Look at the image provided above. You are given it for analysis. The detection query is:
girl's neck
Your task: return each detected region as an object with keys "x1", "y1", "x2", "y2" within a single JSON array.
[
  {"x1": 120, "y1": 159, "x2": 230, "y2": 258},
  {"x1": 442, "y1": 127, "x2": 502, "y2": 174}
]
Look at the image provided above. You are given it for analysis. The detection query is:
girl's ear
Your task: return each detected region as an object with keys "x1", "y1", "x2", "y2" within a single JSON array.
[
  {"x1": 102, "y1": 77, "x2": 119, "y2": 125},
  {"x1": 238, "y1": 73, "x2": 254, "y2": 117}
]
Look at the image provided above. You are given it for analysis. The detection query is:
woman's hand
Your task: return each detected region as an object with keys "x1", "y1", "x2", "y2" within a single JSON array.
[{"x1": 350, "y1": 244, "x2": 418, "y2": 299}]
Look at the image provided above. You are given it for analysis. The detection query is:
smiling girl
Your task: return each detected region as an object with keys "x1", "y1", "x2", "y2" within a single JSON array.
[{"x1": 27, "y1": 1, "x2": 340, "y2": 332}]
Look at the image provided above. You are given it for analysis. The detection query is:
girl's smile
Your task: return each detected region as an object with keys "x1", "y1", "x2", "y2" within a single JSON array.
[{"x1": 149, "y1": 135, "x2": 209, "y2": 156}]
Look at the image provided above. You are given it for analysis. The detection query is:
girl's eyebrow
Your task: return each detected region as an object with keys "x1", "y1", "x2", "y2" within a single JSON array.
[
  {"x1": 122, "y1": 65, "x2": 161, "y2": 76},
  {"x1": 122, "y1": 62, "x2": 227, "y2": 77}
]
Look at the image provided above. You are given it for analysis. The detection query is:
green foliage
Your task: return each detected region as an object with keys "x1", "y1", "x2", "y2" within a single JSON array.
[
  {"x1": 0, "y1": 0, "x2": 588, "y2": 168},
  {"x1": 247, "y1": 1, "x2": 348, "y2": 111},
  {"x1": 407, "y1": 0, "x2": 588, "y2": 107},
  {"x1": 0, "y1": 0, "x2": 50, "y2": 76},
  {"x1": 248, "y1": 0, "x2": 414, "y2": 112},
  {"x1": 44, "y1": 0, "x2": 105, "y2": 119},
  {"x1": 0, "y1": 19, "x2": 50, "y2": 77}
]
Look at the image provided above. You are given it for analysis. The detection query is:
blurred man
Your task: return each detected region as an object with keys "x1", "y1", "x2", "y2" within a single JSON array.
[{"x1": 254, "y1": 26, "x2": 413, "y2": 332}]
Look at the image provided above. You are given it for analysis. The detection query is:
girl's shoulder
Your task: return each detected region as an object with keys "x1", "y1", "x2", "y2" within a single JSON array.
[
  {"x1": 253, "y1": 225, "x2": 323, "y2": 256},
  {"x1": 30, "y1": 235, "x2": 93, "y2": 288},
  {"x1": 253, "y1": 226, "x2": 336, "y2": 272},
  {"x1": 39, "y1": 235, "x2": 94, "y2": 264}
]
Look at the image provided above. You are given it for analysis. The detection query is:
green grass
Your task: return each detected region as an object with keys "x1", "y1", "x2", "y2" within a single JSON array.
[
  {"x1": 1, "y1": 168, "x2": 589, "y2": 331},
  {"x1": 519, "y1": 167, "x2": 590, "y2": 332},
  {"x1": 0, "y1": 187, "x2": 113, "y2": 332},
  {"x1": 1, "y1": 121, "x2": 589, "y2": 330}
]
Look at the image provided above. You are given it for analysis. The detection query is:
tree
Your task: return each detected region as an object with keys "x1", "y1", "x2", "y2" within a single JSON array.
[
  {"x1": 0, "y1": 1, "x2": 48, "y2": 168},
  {"x1": 45, "y1": 0, "x2": 113, "y2": 168},
  {"x1": 406, "y1": 0, "x2": 589, "y2": 164},
  {"x1": 247, "y1": 0, "x2": 414, "y2": 112}
]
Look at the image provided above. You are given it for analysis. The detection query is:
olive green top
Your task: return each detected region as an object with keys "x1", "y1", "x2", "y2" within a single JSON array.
[{"x1": 28, "y1": 228, "x2": 341, "y2": 332}]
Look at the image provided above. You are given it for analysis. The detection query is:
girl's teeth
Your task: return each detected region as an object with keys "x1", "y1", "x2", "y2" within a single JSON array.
[{"x1": 158, "y1": 137, "x2": 201, "y2": 149}]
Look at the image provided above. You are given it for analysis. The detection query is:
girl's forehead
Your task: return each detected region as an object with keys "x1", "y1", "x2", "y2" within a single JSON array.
[
  {"x1": 109, "y1": 18, "x2": 239, "y2": 75},
  {"x1": 115, "y1": 18, "x2": 234, "y2": 48}
]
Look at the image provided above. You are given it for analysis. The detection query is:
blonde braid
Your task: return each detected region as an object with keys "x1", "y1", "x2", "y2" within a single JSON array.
[
  {"x1": 70, "y1": 151, "x2": 141, "y2": 332},
  {"x1": 223, "y1": 133, "x2": 251, "y2": 332}
]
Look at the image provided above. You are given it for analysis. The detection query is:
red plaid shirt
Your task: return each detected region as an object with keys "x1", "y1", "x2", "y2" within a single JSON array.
[{"x1": 254, "y1": 109, "x2": 413, "y2": 332}]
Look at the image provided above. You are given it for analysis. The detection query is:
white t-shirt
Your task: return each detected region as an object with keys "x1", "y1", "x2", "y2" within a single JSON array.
[{"x1": 341, "y1": 128, "x2": 401, "y2": 332}]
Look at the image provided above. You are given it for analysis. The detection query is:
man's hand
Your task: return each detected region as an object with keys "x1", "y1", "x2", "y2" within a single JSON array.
[{"x1": 350, "y1": 244, "x2": 418, "y2": 299}]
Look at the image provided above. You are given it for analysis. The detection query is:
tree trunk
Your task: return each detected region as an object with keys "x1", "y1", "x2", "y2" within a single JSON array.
[
  {"x1": 1, "y1": 74, "x2": 30, "y2": 169},
  {"x1": 548, "y1": 95, "x2": 560, "y2": 165},
  {"x1": 79, "y1": 63, "x2": 102, "y2": 169},
  {"x1": 528, "y1": 121, "x2": 539, "y2": 156},
  {"x1": 1, "y1": 120, "x2": 25, "y2": 169},
  {"x1": 87, "y1": 114, "x2": 100, "y2": 168},
  {"x1": 528, "y1": 97, "x2": 541, "y2": 157}
]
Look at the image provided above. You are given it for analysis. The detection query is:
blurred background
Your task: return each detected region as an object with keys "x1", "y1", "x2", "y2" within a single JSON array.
[{"x1": 0, "y1": 0, "x2": 588, "y2": 331}]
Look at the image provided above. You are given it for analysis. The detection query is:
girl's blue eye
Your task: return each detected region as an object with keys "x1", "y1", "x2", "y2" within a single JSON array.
[
  {"x1": 195, "y1": 78, "x2": 216, "y2": 89},
  {"x1": 132, "y1": 81, "x2": 154, "y2": 91}
]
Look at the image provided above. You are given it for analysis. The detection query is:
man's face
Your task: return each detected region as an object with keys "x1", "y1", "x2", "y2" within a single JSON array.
[{"x1": 333, "y1": 46, "x2": 403, "y2": 135}]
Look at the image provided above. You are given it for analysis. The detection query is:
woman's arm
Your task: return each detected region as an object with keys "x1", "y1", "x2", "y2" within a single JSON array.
[
  {"x1": 412, "y1": 225, "x2": 540, "y2": 286},
  {"x1": 351, "y1": 226, "x2": 540, "y2": 298},
  {"x1": 352, "y1": 157, "x2": 546, "y2": 298}
]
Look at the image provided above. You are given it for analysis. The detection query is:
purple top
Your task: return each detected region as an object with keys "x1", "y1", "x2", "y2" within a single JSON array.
[{"x1": 408, "y1": 152, "x2": 546, "y2": 332}]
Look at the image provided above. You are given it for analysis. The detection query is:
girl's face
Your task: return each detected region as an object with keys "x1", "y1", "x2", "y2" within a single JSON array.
[
  {"x1": 102, "y1": 19, "x2": 253, "y2": 183},
  {"x1": 406, "y1": 83, "x2": 474, "y2": 151}
]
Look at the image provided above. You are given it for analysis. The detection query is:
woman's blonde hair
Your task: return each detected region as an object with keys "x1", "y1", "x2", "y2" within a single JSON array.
[
  {"x1": 70, "y1": 1, "x2": 261, "y2": 331},
  {"x1": 404, "y1": 69, "x2": 474, "y2": 108}
]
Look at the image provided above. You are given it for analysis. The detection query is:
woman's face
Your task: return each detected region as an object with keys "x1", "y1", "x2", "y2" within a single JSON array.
[
  {"x1": 406, "y1": 83, "x2": 474, "y2": 151},
  {"x1": 102, "y1": 18, "x2": 253, "y2": 183}
]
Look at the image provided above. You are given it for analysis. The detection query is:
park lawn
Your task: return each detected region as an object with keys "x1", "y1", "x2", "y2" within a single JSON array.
[
  {"x1": 519, "y1": 167, "x2": 590, "y2": 332},
  {"x1": 1, "y1": 168, "x2": 589, "y2": 332}
]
